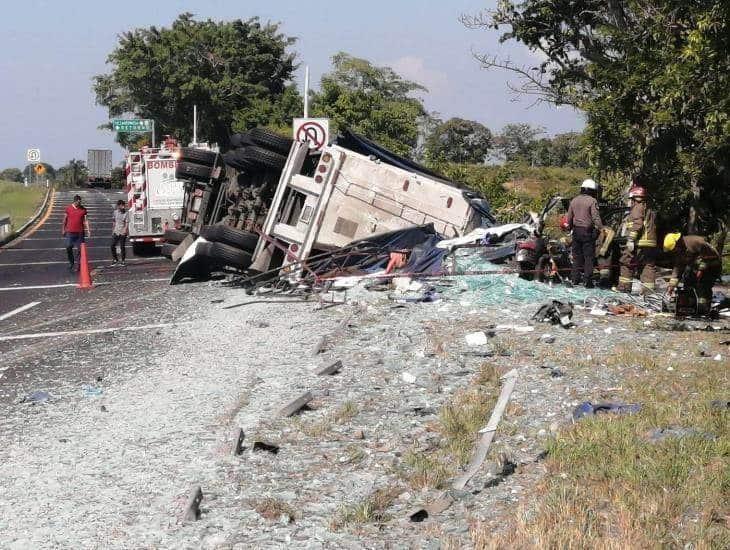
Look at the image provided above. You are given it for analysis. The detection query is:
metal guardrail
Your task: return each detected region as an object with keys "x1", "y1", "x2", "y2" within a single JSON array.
[{"x1": 0, "y1": 186, "x2": 53, "y2": 248}]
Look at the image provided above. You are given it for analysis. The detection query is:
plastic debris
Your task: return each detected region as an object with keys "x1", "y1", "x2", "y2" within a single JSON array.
[
  {"x1": 539, "y1": 334, "x2": 555, "y2": 344},
  {"x1": 81, "y1": 385, "x2": 103, "y2": 397},
  {"x1": 20, "y1": 390, "x2": 53, "y2": 404},
  {"x1": 532, "y1": 301, "x2": 573, "y2": 328},
  {"x1": 495, "y1": 324, "x2": 535, "y2": 333},
  {"x1": 572, "y1": 401, "x2": 642, "y2": 421},
  {"x1": 465, "y1": 332, "x2": 489, "y2": 346},
  {"x1": 713, "y1": 354, "x2": 722, "y2": 361}
]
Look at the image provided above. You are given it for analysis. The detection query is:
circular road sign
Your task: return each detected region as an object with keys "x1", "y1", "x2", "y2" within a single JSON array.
[
  {"x1": 26, "y1": 148, "x2": 41, "y2": 163},
  {"x1": 295, "y1": 121, "x2": 327, "y2": 151}
]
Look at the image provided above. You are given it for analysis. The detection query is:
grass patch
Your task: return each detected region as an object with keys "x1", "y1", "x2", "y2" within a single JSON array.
[
  {"x1": 473, "y1": 336, "x2": 729, "y2": 548},
  {"x1": 403, "y1": 450, "x2": 451, "y2": 490},
  {"x1": 293, "y1": 400, "x2": 360, "y2": 438},
  {"x1": 0, "y1": 181, "x2": 45, "y2": 230},
  {"x1": 331, "y1": 486, "x2": 401, "y2": 530},
  {"x1": 253, "y1": 498, "x2": 297, "y2": 523},
  {"x1": 332, "y1": 401, "x2": 358, "y2": 423}
]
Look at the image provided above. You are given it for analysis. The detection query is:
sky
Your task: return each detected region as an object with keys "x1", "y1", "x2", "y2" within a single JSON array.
[{"x1": 0, "y1": 0, "x2": 583, "y2": 170}]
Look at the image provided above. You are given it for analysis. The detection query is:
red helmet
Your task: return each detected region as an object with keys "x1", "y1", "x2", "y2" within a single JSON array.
[
  {"x1": 629, "y1": 186, "x2": 646, "y2": 199},
  {"x1": 559, "y1": 214, "x2": 570, "y2": 231}
]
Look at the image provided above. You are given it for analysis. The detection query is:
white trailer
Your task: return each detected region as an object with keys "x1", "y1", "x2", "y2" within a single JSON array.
[
  {"x1": 251, "y1": 138, "x2": 490, "y2": 274},
  {"x1": 87, "y1": 149, "x2": 112, "y2": 187}
]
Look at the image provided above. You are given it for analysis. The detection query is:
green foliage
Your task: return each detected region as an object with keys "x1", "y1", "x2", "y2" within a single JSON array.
[
  {"x1": 56, "y1": 159, "x2": 88, "y2": 188},
  {"x1": 93, "y1": 13, "x2": 301, "y2": 149},
  {"x1": 472, "y1": 1, "x2": 730, "y2": 232},
  {"x1": 424, "y1": 117, "x2": 493, "y2": 163},
  {"x1": 0, "y1": 168, "x2": 23, "y2": 183},
  {"x1": 110, "y1": 167, "x2": 125, "y2": 189},
  {"x1": 311, "y1": 52, "x2": 428, "y2": 156},
  {"x1": 494, "y1": 123, "x2": 544, "y2": 162},
  {"x1": 22, "y1": 163, "x2": 55, "y2": 181}
]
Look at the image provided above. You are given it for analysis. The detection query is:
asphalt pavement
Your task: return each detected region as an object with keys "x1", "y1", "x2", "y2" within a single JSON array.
[{"x1": 0, "y1": 188, "x2": 179, "y2": 398}]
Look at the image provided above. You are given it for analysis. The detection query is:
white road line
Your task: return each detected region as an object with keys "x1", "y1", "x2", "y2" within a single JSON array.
[
  {"x1": 0, "y1": 257, "x2": 166, "y2": 267},
  {"x1": 1, "y1": 246, "x2": 130, "y2": 252},
  {"x1": 0, "y1": 277, "x2": 170, "y2": 292},
  {"x1": 0, "y1": 321, "x2": 191, "y2": 342},
  {"x1": 0, "y1": 301, "x2": 41, "y2": 322}
]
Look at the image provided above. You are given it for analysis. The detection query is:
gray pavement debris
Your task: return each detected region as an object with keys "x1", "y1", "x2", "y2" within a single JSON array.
[
  {"x1": 532, "y1": 300, "x2": 573, "y2": 328},
  {"x1": 231, "y1": 428, "x2": 245, "y2": 456},
  {"x1": 314, "y1": 360, "x2": 342, "y2": 376},
  {"x1": 310, "y1": 335, "x2": 327, "y2": 356},
  {"x1": 539, "y1": 334, "x2": 556, "y2": 344},
  {"x1": 20, "y1": 390, "x2": 53, "y2": 405},
  {"x1": 710, "y1": 400, "x2": 730, "y2": 410},
  {"x1": 550, "y1": 369, "x2": 565, "y2": 378},
  {"x1": 252, "y1": 441, "x2": 280, "y2": 455},
  {"x1": 245, "y1": 320, "x2": 270, "y2": 328},
  {"x1": 572, "y1": 401, "x2": 642, "y2": 421},
  {"x1": 100, "y1": 405, "x2": 107, "y2": 412},
  {"x1": 465, "y1": 332, "x2": 489, "y2": 346},
  {"x1": 645, "y1": 427, "x2": 716, "y2": 443},
  {"x1": 353, "y1": 430, "x2": 365, "y2": 440},
  {"x1": 182, "y1": 486, "x2": 203, "y2": 522},
  {"x1": 211, "y1": 299, "x2": 224, "y2": 304},
  {"x1": 279, "y1": 391, "x2": 314, "y2": 417},
  {"x1": 413, "y1": 406, "x2": 437, "y2": 417}
]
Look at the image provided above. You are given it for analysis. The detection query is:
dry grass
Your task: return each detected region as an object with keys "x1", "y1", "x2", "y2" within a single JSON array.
[
  {"x1": 472, "y1": 335, "x2": 730, "y2": 549},
  {"x1": 332, "y1": 401, "x2": 359, "y2": 423},
  {"x1": 254, "y1": 498, "x2": 297, "y2": 523},
  {"x1": 293, "y1": 400, "x2": 360, "y2": 438},
  {"x1": 330, "y1": 486, "x2": 401, "y2": 530},
  {"x1": 403, "y1": 450, "x2": 452, "y2": 490}
]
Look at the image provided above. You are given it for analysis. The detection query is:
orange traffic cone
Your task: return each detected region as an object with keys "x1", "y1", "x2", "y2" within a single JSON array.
[{"x1": 78, "y1": 242, "x2": 93, "y2": 289}]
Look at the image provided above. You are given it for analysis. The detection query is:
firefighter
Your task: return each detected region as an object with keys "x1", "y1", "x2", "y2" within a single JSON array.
[
  {"x1": 617, "y1": 185, "x2": 657, "y2": 293},
  {"x1": 566, "y1": 179, "x2": 603, "y2": 288},
  {"x1": 663, "y1": 233, "x2": 722, "y2": 315}
]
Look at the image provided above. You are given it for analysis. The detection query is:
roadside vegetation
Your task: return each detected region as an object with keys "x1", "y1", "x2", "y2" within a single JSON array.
[
  {"x1": 0, "y1": 180, "x2": 45, "y2": 230},
  {"x1": 472, "y1": 339, "x2": 729, "y2": 549}
]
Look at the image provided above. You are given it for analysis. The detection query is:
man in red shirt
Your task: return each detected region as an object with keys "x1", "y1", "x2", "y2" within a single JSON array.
[{"x1": 61, "y1": 195, "x2": 92, "y2": 271}]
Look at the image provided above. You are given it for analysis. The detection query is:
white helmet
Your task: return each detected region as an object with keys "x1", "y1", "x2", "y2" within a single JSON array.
[{"x1": 581, "y1": 178, "x2": 598, "y2": 190}]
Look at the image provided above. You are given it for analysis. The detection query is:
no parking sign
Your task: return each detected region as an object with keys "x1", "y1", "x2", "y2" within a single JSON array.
[{"x1": 293, "y1": 118, "x2": 329, "y2": 151}]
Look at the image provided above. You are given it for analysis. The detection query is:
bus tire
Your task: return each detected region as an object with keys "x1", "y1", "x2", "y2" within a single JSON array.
[
  {"x1": 198, "y1": 241, "x2": 252, "y2": 269},
  {"x1": 175, "y1": 161, "x2": 222, "y2": 183},
  {"x1": 238, "y1": 146, "x2": 287, "y2": 172},
  {"x1": 248, "y1": 128, "x2": 293, "y2": 155},
  {"x1": 200, "y1": 224, "x2": 258, "y2": 252},
  {"x1": 178, "y1": 147, "x2": 222, "y2": 167}
]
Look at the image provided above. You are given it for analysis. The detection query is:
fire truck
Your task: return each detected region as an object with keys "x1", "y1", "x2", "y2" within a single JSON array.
[{"x1": 125, "y1": 137, "x2": 187, "y2": 255}]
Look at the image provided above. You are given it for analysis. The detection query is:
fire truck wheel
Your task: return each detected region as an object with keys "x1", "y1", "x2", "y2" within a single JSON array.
[
  {"x1": 238, "y1": 146, "x2": 287, "y2": 172},
  {"x1": 175, "y1": 161, "x2": 222, "y2": 184},
  {"x1": 230, "y1": 133, "x2": 256, "y2": 148},
  {"x1": 163, "y1": 228, "x2": 190, "y2": 245},
  {"x1": 200, "y1": 224, "x2": 259, "y2": 252},
  {"x1": 248, "y1": 128, "x2": 293, "y2": 155},
  {"x1": 161, "y1": 243, "x2": 177, "y2": 258},
  {"x1": 178, "y1": 147, "x2": 222, "y2": 167},
  {"x1": 198, "y1": 241, "x2": 252, "y2": 269}
]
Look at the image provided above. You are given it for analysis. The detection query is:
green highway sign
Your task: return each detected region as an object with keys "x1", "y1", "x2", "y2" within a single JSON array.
[{"x1": 112, "y1": 119, "x2": 153, "y2": 133}]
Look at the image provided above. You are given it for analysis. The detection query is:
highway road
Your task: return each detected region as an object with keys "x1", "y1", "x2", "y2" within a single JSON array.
[{"x1": 0, "y1": 188, "x2": 183, "y2": 401}]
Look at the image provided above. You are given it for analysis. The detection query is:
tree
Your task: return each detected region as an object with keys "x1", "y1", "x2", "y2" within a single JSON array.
[
  {"x1": 1, "y1": 168, "x2": 23, "y2": 182},
  {"x1": 56, "y1": 160, "x2": 88, "y2": 187},
  {"x1": 23, "y1": 163, "x2": 55, "y2": 182},
  {"x1": 466, "y1": 1, "x2": 730, "y2": 232},
  {"x1": 93, "y1": 13, "x2": 301, "y2": 149},
  {"x1": 110, "y1": 167, "x2": 126, "y2": 189},
  {"x1": 311, "y1": 52, "x2": 429, "y2": 156},
  {"x1": 494, "y1": 123, "x2": 544, "y2": 162},
  {"x1": 424, "y1": 118, "x2": 493, "y2": 163}
]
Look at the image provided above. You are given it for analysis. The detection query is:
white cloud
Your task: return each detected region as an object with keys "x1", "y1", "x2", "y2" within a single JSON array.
[{"x1": 385, "y1": 56, "x2": 450, "y2": 97}]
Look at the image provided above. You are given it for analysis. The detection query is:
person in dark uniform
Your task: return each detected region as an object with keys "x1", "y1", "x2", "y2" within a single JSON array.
[
  {"x1": 663, "y1": 233, "x2": 722, "y2": 315},
  {"x1": 566, "y1": 179, "x2": 603, "y2": 288}
]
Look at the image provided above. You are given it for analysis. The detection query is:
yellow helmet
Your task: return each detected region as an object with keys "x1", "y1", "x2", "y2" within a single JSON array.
[{"x1": 663, "y1": 232, "x2": 682, "y2": 252}]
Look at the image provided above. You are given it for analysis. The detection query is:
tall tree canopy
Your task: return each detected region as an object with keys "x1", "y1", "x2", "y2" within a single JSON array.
[
  {"x1": 94, "y1": 13, "x2": 301, "y2": 148},
  {"x1": 424, "y1": 118, "x2": 493, "y2": 163},
  {"x1": 311, "y1": 53, "x2": 429, "y2": 156},
  {"x1": 466, "y1": 1, "x2": 730, "y2": 232},
  {"x1": 56, "y1": 160, "x2": 88, "y2": 187},
  {"x1": 0, "y1": 168, "x2": 23, "y2": 183},
  {"x1": 494, "y1": 123, "x2": 544, "y2": 162}
]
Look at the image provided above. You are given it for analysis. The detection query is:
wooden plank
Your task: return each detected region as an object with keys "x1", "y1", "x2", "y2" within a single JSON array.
[
  {"x1": 452, "y1": 369, "x2": 518, "y2": 490},
  {"x1": 310, "y1": 335, "x2": 327, "y2": 356},
  {"x1": 231, "y1": 428, "x2": 245, "y2": 456},
  {"x1": 181, "y1": 486, "x2": 203, "y2": 522},
  {"x1": 279, "y1": 391, "x2": 313, "y2": 417},
  {"x1": 314, "y1": 360, "x2": 342, "y2": 376}
]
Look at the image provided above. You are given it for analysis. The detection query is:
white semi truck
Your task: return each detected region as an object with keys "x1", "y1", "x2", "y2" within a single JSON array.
[{"x1": 87, "y1": 149, "x2": 112, "y2": 187}]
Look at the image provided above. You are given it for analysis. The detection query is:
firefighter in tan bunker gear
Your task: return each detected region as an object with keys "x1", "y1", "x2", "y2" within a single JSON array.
[
  {"x1": 664, "y1": 233, "x2": 721, "y2": 315},
  {"x1": 617, "y1": 186, "x2": 657, "y2": 293}
]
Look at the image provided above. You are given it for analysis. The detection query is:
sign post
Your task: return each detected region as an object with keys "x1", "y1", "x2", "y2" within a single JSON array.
[{"x1": 26, "y1": 149, "x2": 40, "y2": 185}]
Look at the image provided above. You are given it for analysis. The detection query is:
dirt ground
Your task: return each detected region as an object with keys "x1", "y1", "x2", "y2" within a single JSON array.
[{"x1": 0, "y1": 276, "x2": 727, "y2": 549}]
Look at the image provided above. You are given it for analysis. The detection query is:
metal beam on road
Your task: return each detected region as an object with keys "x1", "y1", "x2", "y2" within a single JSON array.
[
  {"x1": 0, "y1": 277, "x2": 169, "y2": 292},
  {"x1": 0, "y1": 257, "x2": 166, "y2": 267},
  {"x1": 0, "y1": 301, "x2": 41, "y2": 322},
  {"x1": 0, "y1": 321, "x2": 191, "y2": 342}
]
